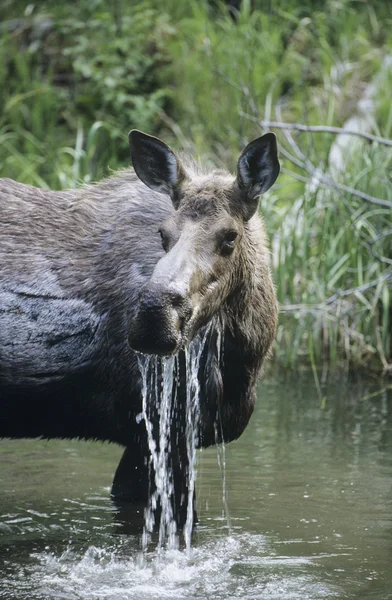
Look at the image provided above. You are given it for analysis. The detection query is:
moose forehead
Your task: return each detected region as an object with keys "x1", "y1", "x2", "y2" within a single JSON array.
[{"x1": 177, "y1": 173, "x2": 236, "y2": 219}]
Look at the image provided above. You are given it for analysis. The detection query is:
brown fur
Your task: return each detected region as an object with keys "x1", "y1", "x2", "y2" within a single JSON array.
[{"x1": 0, "y1": 132, "x2": 279, "y2": 511}]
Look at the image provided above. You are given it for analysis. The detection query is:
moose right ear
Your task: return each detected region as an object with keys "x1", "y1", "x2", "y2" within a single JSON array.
[{"x1": 129, "y1": 130, "x2": 186, "y2": 199}]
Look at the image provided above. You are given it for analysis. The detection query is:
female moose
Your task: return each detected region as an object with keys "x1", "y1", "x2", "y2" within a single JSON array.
[{"x1": 0, "y1": 130, "x2": 279, "y2": 526}]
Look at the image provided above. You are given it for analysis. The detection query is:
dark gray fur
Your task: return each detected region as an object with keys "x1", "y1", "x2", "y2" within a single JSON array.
[{"x1": 0, "y1": 132, "x2": 279, "y2": 521}]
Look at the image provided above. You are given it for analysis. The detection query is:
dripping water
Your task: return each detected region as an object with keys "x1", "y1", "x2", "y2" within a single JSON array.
[
  {"x1": 183, "y1": 328, "x2": 208, "y2": 550},
  {"x1": 214, "y1": 327, "x2": 232, "y2": 534},
  {"x1": 138, "y1": 354, "x2": 177, "y2": 550},
  {"x1": 137, "y1": 322, "x2": 214, "y2": 551}
]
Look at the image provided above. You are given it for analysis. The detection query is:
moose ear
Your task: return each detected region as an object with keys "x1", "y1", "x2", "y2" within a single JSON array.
[
  {"x1": 235, "y1": 133, "x2": 280, "y2": 220},
  {"x1": 129, "y1": 130, "x2": 186, "y2": 198}
]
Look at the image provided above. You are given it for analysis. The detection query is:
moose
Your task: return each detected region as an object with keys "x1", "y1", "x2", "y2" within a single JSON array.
[{"x1": 0, "y1": 130, "x2": 279, "y2": 525}]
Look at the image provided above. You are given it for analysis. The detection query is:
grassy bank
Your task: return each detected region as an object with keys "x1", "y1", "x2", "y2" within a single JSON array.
[{"x1": 0, "y1": 0, "x2": 391, "y2": 373}]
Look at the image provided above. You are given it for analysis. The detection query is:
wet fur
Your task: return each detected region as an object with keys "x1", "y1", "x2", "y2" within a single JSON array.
[{"x1": 0, "y1": 159, "x2": 278, "y2": 502}]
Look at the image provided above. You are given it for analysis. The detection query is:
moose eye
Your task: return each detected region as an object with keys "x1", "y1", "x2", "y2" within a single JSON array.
[
  {"x1": 225, "y1": 230, "x2": 238, "y2": 244},
  {"x1": 221, "y1": 230, "x2": 238, "y2": 254}
]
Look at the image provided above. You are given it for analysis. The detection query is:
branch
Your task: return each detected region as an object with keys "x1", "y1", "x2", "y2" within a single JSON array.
[
  {"x1": 239, "y1": 113, "x2": 392, "y2": 147},
  {"x1": 239, "y1": 111, "x2": 392, "y2": 209},
  {"x1": 324, "y1": 272, "x2": 392, "y2": 304},
  {"x1": 251, "y1": 116, "x2": 392, "y2": 209},
  {"x1": 322, "y1": 179, "x2": 392, "y2": 209},
  {"x1": 280, "y1": 271, "x2": 392, "y2": 314}
]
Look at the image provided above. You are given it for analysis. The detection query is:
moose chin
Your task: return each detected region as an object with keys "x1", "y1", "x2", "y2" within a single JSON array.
[{"x1": 0, "y1": 129, "x2": 280, "y2": 525}]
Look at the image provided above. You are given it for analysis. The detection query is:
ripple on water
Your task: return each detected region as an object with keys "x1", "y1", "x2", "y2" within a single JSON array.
[{"x1": 1, "y1": 533, "x2": 341, "y2": 600}]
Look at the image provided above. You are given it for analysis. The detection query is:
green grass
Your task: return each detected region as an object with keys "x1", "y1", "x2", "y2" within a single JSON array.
[
  {"x1": 0, "y1": 0, "x2": 391, "y2": 372},
  {"x1": 264, "y1": 142, "x2": 392, "y2": 371}
]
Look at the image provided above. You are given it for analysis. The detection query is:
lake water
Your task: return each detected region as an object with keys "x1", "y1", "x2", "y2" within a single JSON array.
[{"x1": 0, "y1": 373, "x2": 391, "y2": 600}]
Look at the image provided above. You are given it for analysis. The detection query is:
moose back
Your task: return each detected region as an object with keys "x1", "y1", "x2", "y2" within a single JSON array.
[{"x1": 0, "y1": 131, "x2": 279, "y2": 518}]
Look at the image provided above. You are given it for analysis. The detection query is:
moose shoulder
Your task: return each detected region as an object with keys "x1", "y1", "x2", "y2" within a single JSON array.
[{"x1": 0, "y1": 131, "x2": 279, "y2": 510}]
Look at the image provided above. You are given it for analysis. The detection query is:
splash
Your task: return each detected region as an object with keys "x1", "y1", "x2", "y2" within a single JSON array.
[{"x1": 137, "y1": 323, "x2": 213, "y2": 551}]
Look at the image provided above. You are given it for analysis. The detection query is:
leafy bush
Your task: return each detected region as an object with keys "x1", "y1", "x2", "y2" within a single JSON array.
[{"x1": 0, "y1": 0, "x2": 171, "y2": 187}]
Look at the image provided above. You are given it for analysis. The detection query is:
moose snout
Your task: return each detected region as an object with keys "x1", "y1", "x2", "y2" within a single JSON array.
[{"x1": 128, "y1": 283, "x2": 193, "y2": 356}]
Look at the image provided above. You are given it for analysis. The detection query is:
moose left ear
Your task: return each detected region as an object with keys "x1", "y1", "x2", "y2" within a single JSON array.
[
  {"x1": 236, "y1": 132, "x2": 280, "y2": 220},
  {"x1": 129, "y1": 130, "x2": 186, "y2": 200}
]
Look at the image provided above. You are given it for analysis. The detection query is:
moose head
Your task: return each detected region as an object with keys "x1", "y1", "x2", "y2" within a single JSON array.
[{"x1": 128, "y1": 130, "x2": 280, "y2": 356}]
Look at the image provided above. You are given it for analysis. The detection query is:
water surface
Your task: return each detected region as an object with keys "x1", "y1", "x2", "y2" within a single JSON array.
[{"x1": 0, "y1": 374, "x2": 391, "y2": 599}]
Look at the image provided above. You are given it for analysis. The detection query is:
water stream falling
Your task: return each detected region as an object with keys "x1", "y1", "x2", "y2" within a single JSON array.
[
  {"x1": 137, "y1": 322, "x2": 219, "y2": 551},
  {"x1": 213, "y1": 328, "x2": 232, "y2": 533}
]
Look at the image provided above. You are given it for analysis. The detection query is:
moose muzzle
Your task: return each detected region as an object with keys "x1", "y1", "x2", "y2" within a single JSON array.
[{"x1": 129, "y1": 282, "x2": 193, "y2": 356}]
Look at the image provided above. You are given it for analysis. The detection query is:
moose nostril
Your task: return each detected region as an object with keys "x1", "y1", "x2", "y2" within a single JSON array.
[
  {"x1": 168, "y1": 292, "x2": 192, "y2": 321},
  {"x1": 170, "y1": 292, "x2": 185, "y2": 309}
]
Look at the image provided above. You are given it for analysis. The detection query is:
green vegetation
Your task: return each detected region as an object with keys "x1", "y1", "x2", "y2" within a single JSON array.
[
  {"x1": 0, "y1": 1, "x2": 170, "y2": 185},
  {"x1": 0, "y1": 0, "x2": 391, "y2": 372}
]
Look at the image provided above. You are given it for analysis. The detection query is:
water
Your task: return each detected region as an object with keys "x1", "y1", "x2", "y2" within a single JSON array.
[
  {"x1": 137, "y1": 325, "x2": 212, "y2": 551},
  {"x1": 0, "y1": 374, "x2": 392, "y2": 599},
  {"x1": 138, "y1": 353, "x2": 177, "y2": 550}
]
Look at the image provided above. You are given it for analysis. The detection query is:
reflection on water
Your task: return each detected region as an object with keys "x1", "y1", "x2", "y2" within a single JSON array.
[{"x1": 0, "y1": 374, "x2": 391, "y2": 599}]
